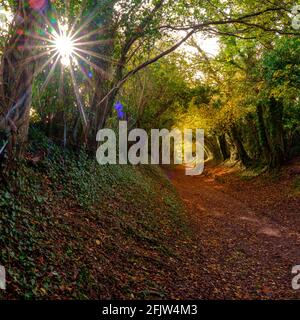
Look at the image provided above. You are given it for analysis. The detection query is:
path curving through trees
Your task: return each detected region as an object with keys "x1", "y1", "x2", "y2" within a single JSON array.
[{"x1": 166, "y1": 163, "x2": 300, "y2": 299}]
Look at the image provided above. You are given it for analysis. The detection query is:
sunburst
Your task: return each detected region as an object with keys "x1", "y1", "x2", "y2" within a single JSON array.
[
  {"x1": 25, "y1": 6, "x2": 115, "y2": 128},
  {"x1": 52, "y1": 31, "x2": 75, "y2": 66},
  {"x1": 0, "y1": 2, "x2": 117, "y2": 130}
]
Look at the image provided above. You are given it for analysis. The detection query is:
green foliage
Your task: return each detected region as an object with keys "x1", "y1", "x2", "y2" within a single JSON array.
[
  {"x1": 0, "y1": 128, "x2": 187, "y2": 299},
  {"x1": 262, "y1": 38, "x2": 300, "y2": 99},
  {"x1": 116, "y1": 53, "x2": 187, "y2": 124},
  {"x1": 28, "y1": 127, "x2": 155, "y2": 209}
]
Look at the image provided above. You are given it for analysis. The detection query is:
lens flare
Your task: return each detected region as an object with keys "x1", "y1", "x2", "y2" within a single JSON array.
[
  {"x1": 54, "y1": 32, "x2": 74, "y2": 66},
  {"x1": 29, "y1": 0, "x2": 47, "y2": 10},
  {"x1": 17, "y1": 7, "x2": 114, "y2": 128}
]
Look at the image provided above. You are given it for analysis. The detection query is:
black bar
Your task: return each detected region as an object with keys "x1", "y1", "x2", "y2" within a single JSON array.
[{"x1": 0, "y1": 300, "x2": 298, "y2": 319}]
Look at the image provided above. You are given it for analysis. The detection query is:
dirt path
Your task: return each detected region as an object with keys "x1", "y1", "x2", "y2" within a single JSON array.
[{"x1": 166, "y1": 164, "x2": 300, "y2": 299}]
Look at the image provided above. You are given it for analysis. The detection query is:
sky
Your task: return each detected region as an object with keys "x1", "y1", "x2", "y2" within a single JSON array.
[
  {"x1": 175, "y1": 27, "x2": 220, "y2": 60},
  {"x1": 196, "y1": 36, "x2": 220, "y2": 57},
  {"x1": 0, "y1": 3, "x2": 220, "y2": 57},
  {"x1": 177, "y1": 33, "x2": 220, "y2": 81},
  {"x1": 182, "y1": 34, "x2": 220, "y2": 57}
]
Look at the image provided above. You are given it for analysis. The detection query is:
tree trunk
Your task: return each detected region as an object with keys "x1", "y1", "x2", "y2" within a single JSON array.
[
  {"x1": 0, "y1": 1, "x2": 51, "y2": 157},
  {"x1": 86, "y1": 1, "x2": 117, "y2": 150},
  {"x1": 229, "y1": 125, "x2": 251, "y2": 166},
  {"x1": 256, "y1": 103, "x2": 271, "y2": 164},
  {"x1": 218, "y1": 134, "x2": 230, "y2": 161},
  {"x1": 205, "y1": 136, "x2": 223, "y2": 163},
  {"x1": 267, "y1": 97, "x2": 285, "y2": 170}
]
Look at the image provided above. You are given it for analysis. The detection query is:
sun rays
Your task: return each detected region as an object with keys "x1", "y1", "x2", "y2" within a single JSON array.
[
  {"x1": 0, "y1": 2, "x2": 116, "y2": 128},
  {"x1": 52, "y1": 30, "x2": 75, "y2": 66}
]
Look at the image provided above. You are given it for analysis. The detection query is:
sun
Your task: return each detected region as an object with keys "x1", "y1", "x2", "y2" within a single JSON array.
[
  {"x1": 54, "y1": 33, "x2": 75, "y2": 66},
  {"x1": 50, "y1": 23, "x2": 75, "y2": 67},
  {"x1": 29, "y1": 11, "x2": 113, "y2": 127}
]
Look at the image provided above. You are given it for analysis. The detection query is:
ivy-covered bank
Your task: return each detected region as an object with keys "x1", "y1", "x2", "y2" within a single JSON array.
[{"x1": 0, "y1": 129, "x2": 192, "y2": 299}]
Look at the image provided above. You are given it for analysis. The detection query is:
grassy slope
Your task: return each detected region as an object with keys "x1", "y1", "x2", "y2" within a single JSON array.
[{"x1": 0, "y1": 129, "x2": 193, "y2": 299}]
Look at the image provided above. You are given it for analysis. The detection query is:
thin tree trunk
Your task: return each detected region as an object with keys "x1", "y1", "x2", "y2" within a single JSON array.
[
  {"x1": 267, "y1": 97, "x2": 285, "y2": 170},
  {"x1": 256, "y1": 103, "x2": 271, "y2": 164}
]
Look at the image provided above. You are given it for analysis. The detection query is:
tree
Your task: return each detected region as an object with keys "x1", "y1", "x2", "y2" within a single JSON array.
[
  {"x1": 0, "y1": 0, "x2": 295, "y2": 155},
  {"x1": 0, "y1": 0, "x2": 52, "y2": 156},
  {"x1": 260, "y1": 37, "x2": 300, "y2": 169}
]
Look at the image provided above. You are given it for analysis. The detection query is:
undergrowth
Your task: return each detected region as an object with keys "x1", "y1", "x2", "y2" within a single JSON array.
[{"x1": 0, "y1": 128, "x2": 189, "y2": 299}]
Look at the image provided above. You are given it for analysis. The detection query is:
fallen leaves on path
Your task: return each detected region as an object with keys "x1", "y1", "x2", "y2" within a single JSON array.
[{"x1": 166, "y1": 161, "x2": 300, "y2": 299}]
